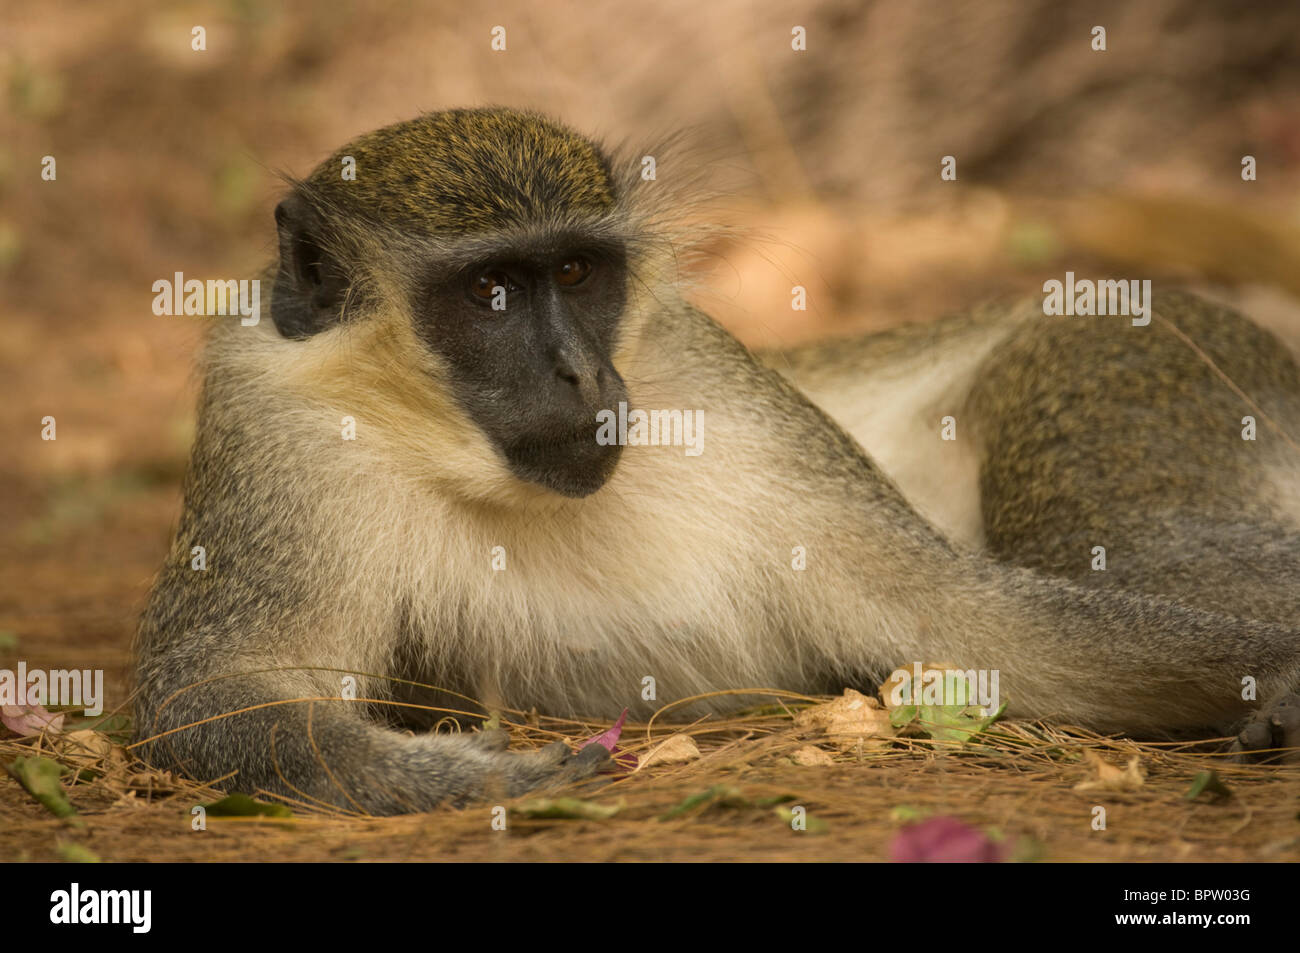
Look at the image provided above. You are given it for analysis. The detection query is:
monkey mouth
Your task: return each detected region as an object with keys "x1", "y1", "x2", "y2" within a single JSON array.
[{"x1": 505, "y1": 424, "x2": 623, "y2": 498}]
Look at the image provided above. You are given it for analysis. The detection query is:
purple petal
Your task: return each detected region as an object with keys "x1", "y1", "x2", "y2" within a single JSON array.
[
  {"x1": 1, "y1": 703, "x2": 65, "y2": 737},
  {"x1": 579, "y1": 708, "x2": 628, "y2": 753},
  {"x1": 890, "y1": 816, "x2": 1005, "y2": 863}
]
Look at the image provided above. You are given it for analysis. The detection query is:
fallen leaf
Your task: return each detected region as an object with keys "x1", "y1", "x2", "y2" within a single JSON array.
[
  {"x1": 658, "y1": 785, "x2": 796, "y2": 820},
  {"x1": 635, "y1": 734, "x2": 700, "y2": 771},
  {"x1": 2, "y1": 703, "x2": 64, "y2": 737},
  {"x1": 201, "y1": 793, "x2": 293, "y2": 818},
  {"x1": 889, "y1": 805, "x2": 928, "y2": 824},
  {"x1": 60, "y1": 713, "x2": 132, "y2": 743},
  {"x1": 880, "y1": 663, "x2": 1005, "y2": 743},
  {"x1": 56, "y1": 842, "x2": 101, "y2": 863},
  {"x1": 123, "y1": 766, "x2": 184, "y2": 796},
  {"x1": 1185, "y1": 770, "x2": 1233, "y2": 801},
  {"x1": 879, "y1": 661, "x2": 962, "y2": 710},
  {"x1": 775, "y1": 805, "x2": 829, "y2": 833},
  {"x1": 890, "y1": 816, "x2": 1005, "y2": 863},
  {"x1": 1073, "y1": 753, "x2": 1145, "y2": 792},
  {"x1": 1006, "y1": 836, "x2": 1047, "y2": 863},
  {"x1": 794, "y1": 688, "x2": 895, "y2": 750},
  {"x1": 895, "y1": 701, "x2": 1007, "y2": 744},
  {"x1": 791, "y1": 745, "x2": 834, "y2": 766},
  {"x1": 7, "y1": 755, "x2": 77, "y2": 819},
  {"x1": 513, "y1": 797, "x2": 622, "y2": 820},
  {"x1": 40, "y1": 729, "x2": 124, "y2": 780},
  {"x1": 659, "y1": 784, "x2": 749, "y2": 819}
]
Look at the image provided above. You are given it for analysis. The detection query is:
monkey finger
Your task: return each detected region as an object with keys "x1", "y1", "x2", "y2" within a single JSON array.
[
  {"x1": 1231, "y1": 692, "x2": 1300, "y2": 763},
  {"x1": 1268, "y1": 693, "x2": 1300, "y2": 762},
  {"x1": 1237, "y1": 720, "x2": 1273, "y2": 750},
  {"x1": 537, "y1": 739, "x2": 572, "y2": 763},
  {"x1": 574, "y1": 743, "x2": 612, "y2": 767}
]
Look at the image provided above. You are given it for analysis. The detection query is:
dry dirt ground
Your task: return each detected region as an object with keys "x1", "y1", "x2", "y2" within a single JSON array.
[
  {"x1": 2, "y1": 1, "x2": 1299, "y2": 862},
  {"x1": 2, "y1": 702, "x2": 1298, "y2": 863}
]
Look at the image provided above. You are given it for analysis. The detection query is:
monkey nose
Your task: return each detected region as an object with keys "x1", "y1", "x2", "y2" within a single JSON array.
[{"x1": 553, "y1": 355, "x2": 601, "y2": 405}]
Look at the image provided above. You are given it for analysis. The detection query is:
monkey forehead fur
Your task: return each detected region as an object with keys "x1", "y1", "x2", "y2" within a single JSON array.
[
  {"x1": 282, "y1": 107, "x2": 709, "y2": 332},
  {"x1": 304, "y1": 108, "x2": 617, "y2": 234}
]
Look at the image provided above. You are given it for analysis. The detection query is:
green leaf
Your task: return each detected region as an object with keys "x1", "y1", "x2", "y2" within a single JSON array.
[
  {"x1": 7, "y1": 756, "x2": 77, "y2": 819},
  {"x1": 513, "y1": 797, "x2": 621, "y2": 820},
  {"x1": 61, "y1": 713, "x2": 133, "y2": 742},
  {"x1": 775, "y1": 806, "x2": 829, "y2": 833},
  {"x1": 56, "y1": 842, "x2": 101, "y2": 863},
  {"x1": 1184, "y1": 770, "x2": 1233, "y2": 801},
  {"x1": 659, "y1": 785, "x2": 800, "y2": 820},
  {"x1": 658, "y1": 785, "x2": 745, "y2": 819},
  {"x1": 201, "y1": 793, "x2": 293, "y2": 818},
  {"x1": 889, "y1": 805, "x2": 928, "y2": 824},
  {"x1": 913, "y1": 702, "x2": 1007, "y2": 744},
  {"x1": 890, "y1": 705, "x2": 918, "y2": 729},
  {"x1": 753, "y1": 793, "x2": 799, "y2": 808},
  {"x1": 1007, "y1": 836, "x2": 1047, "y2": 863}
]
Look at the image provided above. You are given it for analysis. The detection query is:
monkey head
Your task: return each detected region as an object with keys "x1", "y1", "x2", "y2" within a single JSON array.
[{"x1": 267, "y1": 108, "x2": 650, "y2": 501}]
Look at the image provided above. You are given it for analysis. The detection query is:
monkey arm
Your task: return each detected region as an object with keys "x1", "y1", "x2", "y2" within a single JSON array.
[
  {"x1": 129, "y1": 378, "x2": 609, "y2": 814},
  {"x1": 132, "y1": 657, "x2": 607, "y2": 815}
]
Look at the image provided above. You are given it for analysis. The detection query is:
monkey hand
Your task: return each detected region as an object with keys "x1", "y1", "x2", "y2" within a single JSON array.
[
  {"x1": 312, "y1": 729, "x2": 614, "y2": 813},
  {"x1": 491, "y1": 738, "x2": 612, "y2": 796}
]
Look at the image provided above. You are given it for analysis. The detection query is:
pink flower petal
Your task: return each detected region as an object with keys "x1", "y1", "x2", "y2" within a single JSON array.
[
  {"x1": 578, "y1": 708, "x2": 638, "y2": 772},
  {"x1": 890, "y1": 816, "x2": 1005, "y2": 863},
  {"x1": 1, "y1": 703, "x2": 65, "y2": 737},
  {"x1": 579, "y1": 708, "x2": 628, "y2": 753}
]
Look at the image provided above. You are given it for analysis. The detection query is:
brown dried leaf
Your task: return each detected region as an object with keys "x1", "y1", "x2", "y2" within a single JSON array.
[
  {"x1": 795, "y1": 688, "x2": 896, "y2": 750},
  {"x1": 1073, "y1": 753, "x2": 1145, "y2": 792},
  {"x1": 791, "y1": 745, "x2": 835, "y2": 766},
  {"x1": 635, "y1": 734, "x2": 701, "y2": 771},
  {"x1": 121, "y1": 766, "x2": 186, "y2": 797},
  {"x1": 36, "y1": 729, "x2": 126, "y2": 779}
]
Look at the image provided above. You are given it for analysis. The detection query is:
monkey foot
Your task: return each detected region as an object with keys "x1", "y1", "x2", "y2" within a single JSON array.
[{"x1": 1230, "y1": 692, "x2": 1300, "y2": 764}]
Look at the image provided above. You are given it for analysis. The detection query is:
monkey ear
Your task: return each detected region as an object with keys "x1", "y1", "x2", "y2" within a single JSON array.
[{"x1": 270, "y1": 193, "x2": 351, "y2": 339}]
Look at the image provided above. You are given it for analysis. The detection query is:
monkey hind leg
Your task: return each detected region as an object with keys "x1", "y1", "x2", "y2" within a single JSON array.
[{"x1": 966, "y1": 291, "x2": 1300, "y2": 624}]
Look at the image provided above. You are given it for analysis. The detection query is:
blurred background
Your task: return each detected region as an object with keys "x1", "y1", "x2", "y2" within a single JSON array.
[{"x1": 2, "y1": 0, "x2": 1300, "y2": 712}]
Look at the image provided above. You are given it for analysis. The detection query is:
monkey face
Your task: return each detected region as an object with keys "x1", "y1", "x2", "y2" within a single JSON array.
[
  {"x1": 271, "y1": 200, "x2": 632, "y2": 498},
  {"x1": 268, "y1": 110, "x2": 638, "y2": 499},
  {"x1": 415, "y1": 239, "x2": 631, "y2": 498}
]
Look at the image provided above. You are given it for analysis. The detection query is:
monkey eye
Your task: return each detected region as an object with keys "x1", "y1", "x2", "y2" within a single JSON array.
[
  {"x1": 470, "y1": 270, "x2": 515, "y2": 302},
  {"x1": 555, "y1": 257, "x2": 592, "y2": 287}
]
